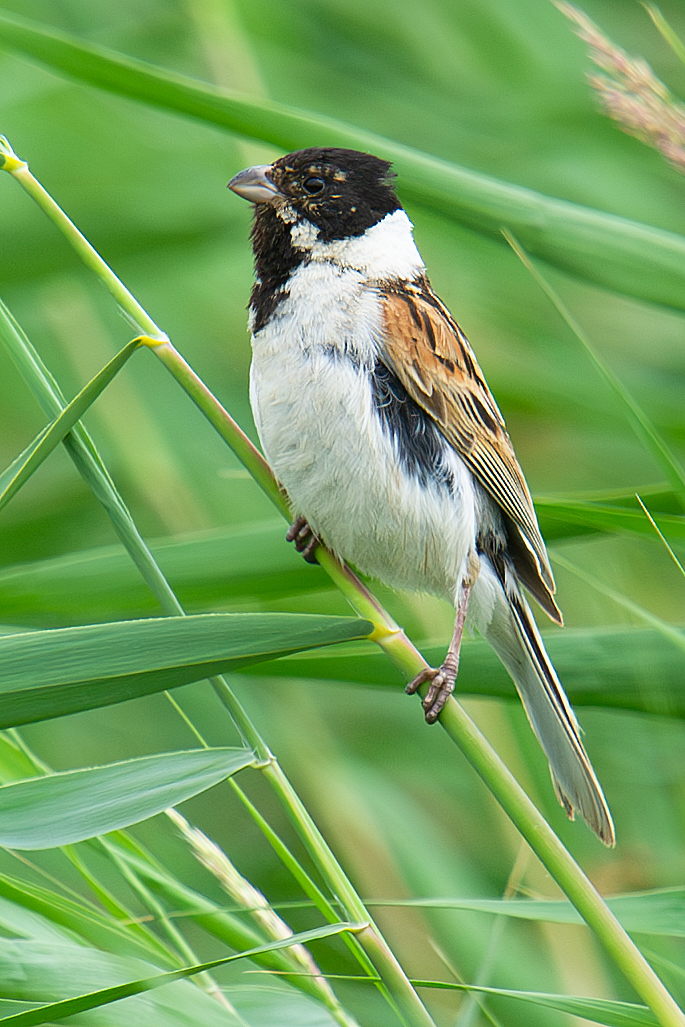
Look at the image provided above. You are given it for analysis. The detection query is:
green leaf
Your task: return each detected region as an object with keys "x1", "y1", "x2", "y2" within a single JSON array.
[
  {"x1": 0, "y1": 339, "x2": 140, "y2": 512},
  {"x1": 0, "y1": 748, "x2": 255, "y2": 849},
  {"x1": 2, "y1": 11, "x2": 685, "y2": 311},
  {"x1": 372, "y1": 886, "x2": 685, "y2": 936},
  {"x1": 0, "y1": 871, "x2": 176, "y2": 963},
  {"x1": 0, "y1": 521, "x2": 330, "y2": 627},
  {"x1": 0, "y1": 937, "x2": 243, "y2": 1027},
  {"x1": 411, "y1": 980, "x2": 657, "y2": 1027},
  {"x1": 0, "y1": 922, "x2": 364, "y2": 1026},
  {"x1": 0, "y1": 612, "x2": 373, "y2": 727}
]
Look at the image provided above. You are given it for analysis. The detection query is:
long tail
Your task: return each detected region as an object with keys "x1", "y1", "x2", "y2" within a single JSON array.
[{"x1": 479, "y1": 564, "x2": 615, "y2": 846}]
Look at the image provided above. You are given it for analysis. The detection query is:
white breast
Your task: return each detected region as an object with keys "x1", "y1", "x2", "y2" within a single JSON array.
[{"x1": 249, "y1": 212, "x2": 478, "y2": 602}]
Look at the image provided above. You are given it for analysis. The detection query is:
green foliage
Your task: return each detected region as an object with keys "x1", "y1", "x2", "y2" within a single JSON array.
[
  {"x1": 0, "y1": 748, "x2": 256, "y2": 848},
  {"x1": 0, "y1": 612, "x2": 372, "y2": 725},
  {"x1": 1, "y1": 0, "x2": 685, "y2": 1025}
]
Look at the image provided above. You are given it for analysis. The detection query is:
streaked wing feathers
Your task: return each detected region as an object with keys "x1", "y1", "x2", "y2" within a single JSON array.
[{"x1": 379, "y1": 277, "x2": 558, "y2": 615}]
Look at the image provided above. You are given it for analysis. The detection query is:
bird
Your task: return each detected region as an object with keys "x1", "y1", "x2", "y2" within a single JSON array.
[{"x1": 228, "y1": 146, "x2": 615, "y2": 846}]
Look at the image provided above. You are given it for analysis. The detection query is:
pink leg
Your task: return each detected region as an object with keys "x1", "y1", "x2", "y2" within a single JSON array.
[
  {"x1": 286, "y1": 516, "x2": 320, "y2": 564},
  {"x1": 406, "y1": 579, "x2": 473, "y2": 724}
]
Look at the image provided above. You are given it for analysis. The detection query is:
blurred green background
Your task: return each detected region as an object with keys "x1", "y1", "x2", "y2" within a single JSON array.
[{"x1": 1, "y1": 0, "x2": 685, "y2": 1024}]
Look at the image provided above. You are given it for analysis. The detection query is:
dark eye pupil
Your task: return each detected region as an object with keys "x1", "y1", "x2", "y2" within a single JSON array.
[{"x1": 303, "y1": 176, "x2": 325, "y2": 195}]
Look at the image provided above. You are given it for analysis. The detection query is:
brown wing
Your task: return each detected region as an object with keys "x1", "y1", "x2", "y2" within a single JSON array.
[{"x1": 379, "y1": 276, "x2": 561, "y2": 623}]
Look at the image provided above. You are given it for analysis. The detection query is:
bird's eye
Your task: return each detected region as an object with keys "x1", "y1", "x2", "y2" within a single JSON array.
[{"x1": 302, "y1": 176, "x2": 325, "y2": 195}]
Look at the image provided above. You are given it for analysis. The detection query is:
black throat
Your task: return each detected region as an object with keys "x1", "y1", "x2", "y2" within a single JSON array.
[{"x1": 249, "y1": 205, "x2": 302, "y2": 333}]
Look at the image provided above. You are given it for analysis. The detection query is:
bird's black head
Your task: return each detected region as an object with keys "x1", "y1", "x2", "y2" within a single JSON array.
[
  {"x1": 269, "y1": 148, "x2": 400, "y2": 240},
  {"x1": 228, "y1": 148, "x2": 402, "y2": 332},
  {"x1": 229, "y1": 147, "x2": 401, "y2": 242}
]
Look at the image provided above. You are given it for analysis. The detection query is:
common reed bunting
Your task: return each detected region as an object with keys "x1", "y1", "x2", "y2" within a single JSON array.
[{"x1": 229, "y1": 147, "x2": 614, "y2": 845}]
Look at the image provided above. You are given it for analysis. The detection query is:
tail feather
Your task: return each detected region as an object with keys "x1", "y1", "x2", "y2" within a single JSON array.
[{"x1": 481, "y1": 569, "x2": 615, "y2": 846}]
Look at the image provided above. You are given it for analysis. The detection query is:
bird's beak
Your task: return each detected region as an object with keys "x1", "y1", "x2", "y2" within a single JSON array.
[{"x1": 228, "y1": 164, "x2": 282, "y2": 204}]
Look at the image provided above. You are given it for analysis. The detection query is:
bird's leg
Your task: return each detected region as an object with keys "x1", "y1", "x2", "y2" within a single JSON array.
[
  {"x1": 407, "y1": 553, "x2": 479, "y2": 723},
  {"x1": 286, "y1": 515, "x2": 320, "y2": 564}
]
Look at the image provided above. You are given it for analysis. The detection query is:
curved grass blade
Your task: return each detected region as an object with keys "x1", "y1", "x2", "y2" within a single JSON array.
[
  {"x1": 0, "y1": 936, "x2": 250, "y2": 1027},
  {"x1": 0, "y1": 748, "x2": 254, "y2": 850},
  {"x1": 409, "y1": 981, "x2": 657, "y2": 1027},
  {"x1": 0, "y1": 338, "x2": 141, "y2": 512},
  {"x1": 2, "y1": 11, "x2": 685, "y2": 311},
  {"x1": 0, "y1": 922, "x2": 365, "y2": 1027},
  {"x1": 97, "y1": 836, "x2": 353, "y2": 1008},
  {"x1": 0, "y1": 297, "x2": 189, "y2": 616},
  {"x1": 371, "y1": 887, "x2": 685, "y2": 937},
  {"x1": 0, "y1": 612, "x2": 372, "y2": 728}
]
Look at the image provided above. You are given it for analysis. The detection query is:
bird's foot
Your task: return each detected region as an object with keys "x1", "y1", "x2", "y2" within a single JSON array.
[
  {"x1": 286, "y1": 516, "x2": 320, "y2": 564},
  {"x1": 407, "y1": 573, "x2": 473, "y2": 723},
  {"x1": 406, "y1": 655, "x2": 459, "y2": 724}
]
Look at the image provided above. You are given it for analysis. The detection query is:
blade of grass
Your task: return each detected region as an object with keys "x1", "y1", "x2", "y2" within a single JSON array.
[
  {"x1": 0, "y1": 922, "x2": 367, "y2": 1027},
  {"x1": 60, "y1": 842, "x2": 176, "y2": 964},
  {"x1": 535, "y1": 498, "x2": 685, "y2": 542},
  {"x1": 370, "y1": 888, "x2": 685, "y2": 936},
  {"x1": 421, "y1": 982, "x2": 657, "y2": 1027},
  {"x1": 0, "y1": 613, "x2": 372, "y2": 728},
  {"x1": 0, "y1": 337, "x2": 141, "y2": 511},
  {"x1": 0, "y1": 748, "x2": 255, "y2": 849},
  {"x1": 0, "y1": 298, "x2": 188, "y2": 613},
  {"x1": 503, "y1": 230, "x2": 685, "y2": 507},
  {"x1": 2, "y1": 17, "x2": 685, "y2": 312},
  {"x1": 251, "y1": 972, "x2": 659, "y2": 1027},
  {"x1": 636, "y1": 494, "x2": 685, "y2": 577},
  {"x1": 408, "y1": 982, "x2": 658, "y2": 1027},
  {"x1": 100, "y1": 840, "x2": 238, "y2": 1015},
  {"x1": 644, "y1": 5, "x2": 685, "y2": 67}
]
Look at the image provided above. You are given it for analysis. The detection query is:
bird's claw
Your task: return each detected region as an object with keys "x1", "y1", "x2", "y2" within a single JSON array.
[
  {"x1": 406, "y1": 662, "x2": 457, "y2": 724},
  {"x1": 286, "y1": 516, "x2": 320, "y2": 564}
]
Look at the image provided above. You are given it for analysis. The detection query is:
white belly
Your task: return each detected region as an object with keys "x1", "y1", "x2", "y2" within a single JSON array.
[{"x1": 249, "y1": 264, "x2": 477, "y2": 602}]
